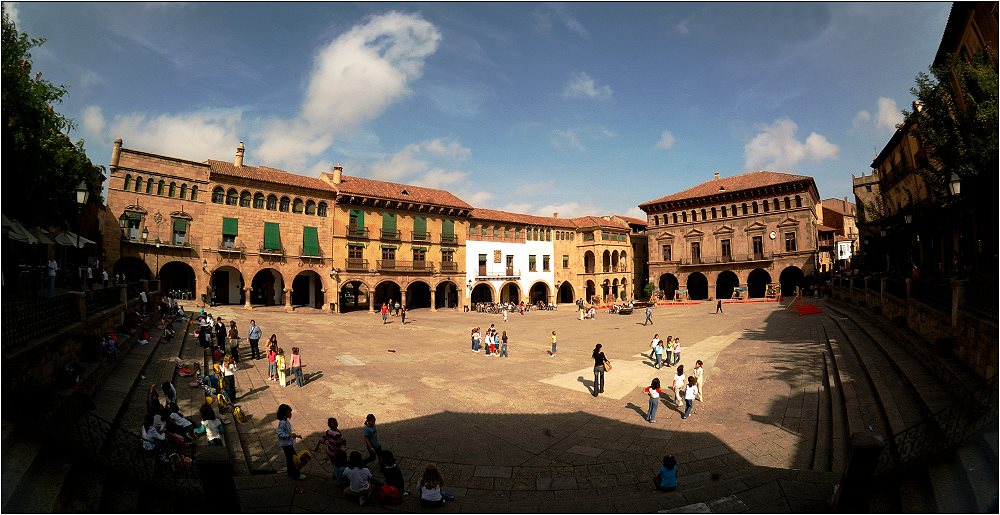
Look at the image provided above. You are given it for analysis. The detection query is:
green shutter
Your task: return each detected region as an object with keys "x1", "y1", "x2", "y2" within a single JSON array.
[
  {"x1": 173, "y1": 218, "x2": 188, "y2": 231},
  {"x1": 302, "y1": 226, "x2": 320, "y2": 256},
  {"x1": 351, "y1": 209, "x2": 365, "y2": 230},
  {"x1": 222, "y1": 217, "x2": 238, "y2": 236},
  {"x1": 264, "y1": 222, "x2": 281, "y2": 251},
  {"x1": 347, "y1": 242, "x2": 365, "y2": 248},
  {"x1": 442, "y1": 219, "x2": 454, "y2": 238},
  {"x1": 128, "y1": 212, "x2": 142, "y2": 221},
  {"x1": 413, "y1": 216, "x2": 426, "y2": 237},
  {"x1": 411, "y1": 246, "x2": 428, "y2": 251},
  {"x1": 382, "y1": 213, "x2": 396, "y2": 233}
]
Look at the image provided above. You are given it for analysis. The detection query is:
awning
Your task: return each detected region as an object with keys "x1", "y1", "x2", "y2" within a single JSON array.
[
  {"x1": 222, "y1": 217, "x2": 238, "y2": 236},
  {"x1": 411, "y1": 246, "x2": 428, "y2": 251},
  {"x1": 302, "y1": 226, "x2": 320, "y2": 256},
  {"x1": 53, "y1": 231, "x2": 96, "y2": 248},
  {"x1": 31, "y1": 227, "x2": 55, "y2": 245},
  {"x1": 2, "y1": 215, "x2": 39, "y2": 244}
]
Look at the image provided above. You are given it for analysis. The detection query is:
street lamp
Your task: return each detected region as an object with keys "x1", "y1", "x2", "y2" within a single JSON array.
[
  {"x1": 948, "y1": 173, "x2": 962, "y2": 197},
  {"x1": 75, "y1": 181, "x2": 89, "y2": 289},
  {"x1": 152, "y1": 212, "x2": 164, "y2": 279}
]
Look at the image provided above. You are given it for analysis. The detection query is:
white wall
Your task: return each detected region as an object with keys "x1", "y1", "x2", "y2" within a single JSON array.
[{"x1": 466, "y1": 239, "x2": 555, "y2": 302}]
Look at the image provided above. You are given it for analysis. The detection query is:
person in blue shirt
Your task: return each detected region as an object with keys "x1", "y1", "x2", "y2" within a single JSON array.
[
  {"x1": 655, "y1": 455, "x2": 678, "y2": 491},
  {"x1": 362, "y1": 413, "x2": 384, "y2": 475}
]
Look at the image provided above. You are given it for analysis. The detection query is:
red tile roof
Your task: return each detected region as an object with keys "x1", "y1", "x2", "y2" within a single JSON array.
[
  {"x1": 570, "y1": 216, "x2": 630, "y2": 231},
  {"x1": 470, "y1": 208, "x2": 577, "y2": 228},
  {"x1": 638, "y1": 171, "x2": 815, "y2": 208},
  {"x1": 207, "y1": 160, "x2": 333, "y2": 194},
  {"x1": 617, "y1": 215, "x2": 648, "y2": 227},
  {"x1": 330, "y1": 174, "x2": 473, "y2": 210},
  {"x1": 817, "y1": 225, "x2": 837, "y2": 232}
]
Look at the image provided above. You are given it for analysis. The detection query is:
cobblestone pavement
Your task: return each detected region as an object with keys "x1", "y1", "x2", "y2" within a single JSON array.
[{"x1": 197, "y1": 301, "x2": 837, "y2": 512}]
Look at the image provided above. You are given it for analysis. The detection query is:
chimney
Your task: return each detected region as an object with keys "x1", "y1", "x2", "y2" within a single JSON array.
[
  {"x1": 714, "y1": 172, "x2": 720, "y2": 180},
  {"x1": 110, "y1": 137, "x2": 123, "y2": 170},
  {"x1": 332, "y1": 164, "x2": 343, "y2": 184},
  {"x1": 843, "y1": 196, "x2": 849, "y2": 213},
  {"x1": 552, "y1": 212, "x2": 559, "y2": 218},
  {"x1": 234, "y1": 141, "x2": 245, "y2": 167}
]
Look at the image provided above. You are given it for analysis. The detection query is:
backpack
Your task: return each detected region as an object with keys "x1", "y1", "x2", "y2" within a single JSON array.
[
  {"x1": 379, "y1": 484, "x2": 403, "y2": 505},
  {"x1": 232, "y1": 405, "x2": 247, "y2": 423},
  {"x1": 215, "y1": 393, "x2": 229, "y2": 410},
  {"x1": 292, "y1": 449, "x2": 314, "y2": 469}
]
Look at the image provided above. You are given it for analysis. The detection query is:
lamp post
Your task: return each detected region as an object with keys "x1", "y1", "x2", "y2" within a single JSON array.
[
  {"x1": 948, "y1": 173, "x2": 962, "y2": 276},
  {"x1": 152, "y1": 212, "x2": 164, "y2": 279},
  {"x1": 74, "y1": 181, "x2": 90, "y2": 290}
]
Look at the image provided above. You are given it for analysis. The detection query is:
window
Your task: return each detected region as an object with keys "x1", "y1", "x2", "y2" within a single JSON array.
[
  {"x1": 123, "y1": 212, "x2": 142, "y2": 240},
  {"x1": 480, "y1": 225, "x2": 487, "y2": 236},
  {"x1": 123, "y1": 174, "x2": 132, "y2": 191},
  {"x1": 179, "y1": 184, "x2": 187, "y2": 200},
  {"x1": 302, "y1": 226, "x2": 320, "y2": 256},
  {"x1": 135, "y1": 177, "x2": 143, "y2": 193},
  {"x1": 381, "y1": 247, "x2": 396, "y2": 261},
  {"x1": 584, "y1": 232, "x2": 594, "y2": 241},
  {"x1": 441, "y1": 249, "x2": 454, "y2": 262},
  {"x1": 762, "y1": 200, "x2": 769, "y2": 212},
  {"x1": 562, "y1": 255, "x2": 570, "y2": 268},
  {"x1": 742, "y1": 203, "x2": 748, "y2": 215},
  {"x1": 267, "y1": 195, "x2": 278, "y2": 211},
  {"x1": 190, "y1": 186, "x2": 198, "y2": 201},
  {"x1": 602, "y1": 231, "x2": 609, "y2": 241},
  {"x1": 773, "y1": 199, "x2": 779, "y2": 211},
  {"x1": 528, "y1": 255, "x2": 537, "y2": 272},
  {"x1": 691, "y1": 210, "x2": 697, "y2": 222},
  {"x1": 382, "y1": 213, "x2": 398, "y2": 238},
  {"x1": 222, "y1": 218, "x2": 238, "y2": 248},
  {"x1": 546, "y1": 229, "x2": 551, "y2": 241},
  {"x1": 305, "y1": 200, "x2": 316, "y2": 215},
  {"x1": 279, "y1": 196, "x2": 290, "y2": 212},
  {"x1": 752, "y1": 202, "x2": 759, "y2": 214},
  {"x1": 654, "y1": 215, "x2": 659, "y2": 226},
  {"x1": 157, "y1": 180, "x2": 165, "y2": 196},
  {"x1": 691, "y1": 242, "x2": 701, "y2": 263},
  {"x1": 722, "y1": 206, "x2": 727, "y2": 217},
  {"x1": 226, "y1": 188, "x2": 238, "y2": 205},
  {"x1": 711, "y1": 207, "x2": 717, "y2": 219},
  {"x1": 168, "y1": 182, "x2": 176, "y2": 198},
  {"x1": 292, "y1": 198, "x2": 304, "y2": 214},
  {"x1": 253, "y1": 193, "x2": 265, "y2": 209},
  {"x1": 240, "y1": 191, "x2": 251, "y2": 207},
  {"x1": 212, "y1": 187, "x2": 225, "y2": 203},
  {"x1": 543, "y1": 255, "x2": 550, "y2": 272},
  {"x1": 413, "y1": 216, "x2": 427, "y2": 240},
  {"x1": 784, "y1": 232, "x2": 797, "y2": 252},
  {"x1": 672, "y1": 213, "x2": 678, "y2": 224},
  {"x1": 263, "y1": 222, "x2": 281, "y2": 251},
  {"x1": 662, "y1": 244, "x2": 672, "y2": 261},
  {"x1": 493, "y1": 226, "x2": 499, "y2": 237},
  {"x1": 731, "y1": 204, "x2": 737, "y2": 216},
  {"x1": 147, "y1": 180, "x2": 155, "y2": 195},
  {"x1": 784, "y1": 197, "x2": 791, "y2": 209},
  {"x1": 317, "y1": 202, "x2": 328, "y2": 217},
  {"x1": 412, "y1": 248, "x2": 426, "y2": 263},
  {"x1": 701, "y1": 209, "x2": 707, "y2": 220},
  {"x1": 348, "y1": 246, "x2": 364, "y2": 260},
  {"x1": 504, "y1": 226, "x2": 510, "y2": 238},
  {"x1": 682, "y1": 212, "x2": 687, "y2": 223},
  {"x1": 515, "y1": 228, "x2": 522, "y2": 239},
  {"x1": 172, "y1": 217, "x2": 187, "y2": 245},
  {"x1": 865, "y1": 185, "x2": 872, "y2": 192},
  {"x1": 795, "y1": 195, "x2": 802, "y2": 208},
  {"x1": 752, "y1": 235, "x2": 764, "y2": 257},
  {"x1": 721, "y1": 239, "x2": 731, "y2": 260}
]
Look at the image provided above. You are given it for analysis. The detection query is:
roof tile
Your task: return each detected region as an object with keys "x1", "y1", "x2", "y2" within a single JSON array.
[
  {"x1": 328, "y1": 174, "x2": 473, "y2": 209},
  {"x1": 639, "y1": 171, "x2": 815, "y2": 208},
  {"x1": 207, "y1": 160, "x2": 333, "y2": 193},
  {"x1": 470, "y1": 208, "x2": 577, "y2": 228}
]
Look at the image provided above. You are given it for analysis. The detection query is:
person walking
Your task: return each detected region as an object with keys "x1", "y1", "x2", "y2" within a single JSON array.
[
  {"x1": 644, "y1": 378, "x2": 662, "y2": 423},
  {"x1": 665, "y1": 337, "x2": 675, "y2": 367},
  {"x1": 692, "y1": 360, "x2": 705, "y2": 402},
  {"x1": 682, "y1": 375, "x2": 699, "y2": 419},
  {"x1": 715, "y1": 299, "x2": 723, "y2": 314},
  {"x1": 276, "y1": 348, "x2": 288, "y2": 387},
  {"x1": 644, "y1": 305, "x2": 653, "y2": 325},
  {"x1": 592, "y1": 343, "x2": 609, "y2": 397},
  {"x1": 267, "y1": 338, "x2": 279, "y2": 381},
  {"x1": 500, "y1": 331, "x2": 509, "y2": 358},
  {"x1": 672, "y1": 365, "x2": 686, "y2": 409},
  {"x1": 276, "y1": 404, "x2": 306, "y2": 479},
  {"x1": 653, "y1": 338, "x2": 665, "y2": 369},
  {"x1": 400, "y1": 306, "x2": 407, "y2": 325},
  {"x1": 672, "y1": 337, "x2": 682, "y2": 367},
  {"x1": 228, "y1": 320, "x2": 240, "y2": 363},
  {"x1": 47, "y1": 258, "x2": 59, "y2": 297},
  {"x1": 471, "y1": 327, "x2": 481, "y2": 353},
  {"x1": 291, "y1": 347, "x2": 304, "y2": 387},
  {"x1": 648, "y1": 334, "x2": 660, "y2": 361},
  {"x1": 381, "y1": 303, "x2": 389, "y2": 324},
  {"x1": 247, "y1": 320, "x2": 262, "y2": 360},
  {"x1": 549, "y1": 331, "x2": 557, "y2": 358}
]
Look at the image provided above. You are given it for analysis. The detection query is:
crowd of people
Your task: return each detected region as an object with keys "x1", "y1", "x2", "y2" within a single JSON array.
[{"x1": 469, "y1": 324, "x2": 510, "y2": 357}]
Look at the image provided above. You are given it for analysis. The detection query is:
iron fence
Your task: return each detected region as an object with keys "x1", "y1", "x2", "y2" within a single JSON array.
[
  {"x1": 962, "y1": 278, "x2": 998, "y2": 321},
  {"x1": 883, "y1": 278, "x2": 906, "y2": 299},
  {"x1": 910, "y1": 280, "x2": 953, "y2": 313},
  {"x1": 85, "y1": 286, "x2": 123, "y2": 314},
  {"x1": 1, "y1": 294, "x2": 79, "y2": 349}
]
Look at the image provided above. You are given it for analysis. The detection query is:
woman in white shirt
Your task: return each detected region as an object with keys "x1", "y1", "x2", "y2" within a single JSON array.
[
  {"x1": 682, "y1": 375, "x2": 699, "y2": 419},
  {"x1": 672, "y1": 365, "x2": 686, "y2": 409},
  {"x1": 418, "y1": 464, "x2": 448, "y2": 508},
  {"x1": 141, "y1": 413, "x2": 166, "y2": 453}
]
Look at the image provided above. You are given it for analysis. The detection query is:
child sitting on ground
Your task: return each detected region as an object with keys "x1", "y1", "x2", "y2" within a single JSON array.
[{"x1": 655, "y1": 455, "x2": 678, "y2": 491}]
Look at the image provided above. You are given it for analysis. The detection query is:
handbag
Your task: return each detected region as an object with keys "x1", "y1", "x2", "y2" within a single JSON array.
[{"x1": 603, "y1": 359, "x2": 612, "y2": 372}]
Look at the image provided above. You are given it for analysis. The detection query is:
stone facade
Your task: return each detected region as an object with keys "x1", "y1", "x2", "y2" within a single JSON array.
[{"x1": 639, "y1": 171, "x2": 820, "y2": 300}]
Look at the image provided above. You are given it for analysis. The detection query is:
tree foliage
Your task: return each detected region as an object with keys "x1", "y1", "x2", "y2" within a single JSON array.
[
  {"x1": 2, "y1": 6, "x2": 104, "y2": 227},
  {"x1": 903, "y1": 51, "x2": 998, "y2": 202}
]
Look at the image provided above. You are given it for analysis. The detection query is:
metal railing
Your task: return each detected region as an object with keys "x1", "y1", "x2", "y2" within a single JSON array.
[
  {"x1": 439, "y1": 261, "x2": 459, "y2": 273},
  {"x1": 411, "y1": 231, "x2": 431, "y2": 242},
  {"x1": 85, "y1": 286, "x2": 122, "y2": 314},
  {"x1": 376, "y1": 260, "x2": 434, "y2": 272},
  {"x1": 217, "y1": 239, "x2": 246, "y2": 254},
  {"x1": 258, "y1": 243, "x2": 284, "y2": 257},
  {"x1": 345, "y1": 225, "x2": 369, "y2": 239},
  {"x1": 962, "y1": 279, "x2": 998, "y2": 321},
  {"x1": 439, "y1": 234, "x2": 458, "y2": 244},
  {"x1": 298, "y1": 246, "x2": 323, "y2": 259},
  {"x1": 884, "y1": 278, "x2": 906, "y2": 299},
  {"x1": 122, "y1": 235, "x2": 197, "y2": 250},
  {"x1": 380, "y1": 229, "x2": 401, "y2": 241},
  {"x1": 345, "y1": 258, "x2": 369, "y2": 271},
  {"x1": 476, "y1": 267, "x2": 521, "y2": 278},
  {"x1": 676, "y1": 252, "x2": 773, "y2": 265},
  {"x1": 2, "y1": 294, "x2": 78, "y2": 349}
]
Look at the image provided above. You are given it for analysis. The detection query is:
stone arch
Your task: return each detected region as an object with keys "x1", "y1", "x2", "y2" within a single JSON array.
[
  {"x1": 158, "y1": 260, "x2": 195, "y2": 297},
  {"x1": 747, "y1": 268, "x2": 772, "y2": 298},
  {"x1": 239, "y1": 190, "x2": 252, "y2": 207},
  {"x1": 253, "y1": 192, "x2": 265, "y2": 209},
  {"x1": 373, "y1": 280, "x2": 402, "y2": 309},
  {"x1": 779, "y1": 265, "x2": 805, "y2": 297},
  {"x1": 340, "y1": 280, "x2": 370, "y2": 312},
  {"x1": 113, "y1": 256, "x2": 151, "y2": 282},
  {"x1": 621, "y1": 277, "x2": 629, "y2": 299},
  {"x1": 210, "y1": 265, "x2": 245, "y2": 305},
  {"x1": 434, "y1": 280, "x2": 459, "y2": 309},
  {"x1": 267, "y1": 194, "x2": 278, "y2": 211},
  {"x1": 499, "y1": 281, "x2": 521, "y2": 304},
  {"x1": 585, "y1": 280, "x2": 597, "y2": 303},
  {"x1": 134, "y1": 176, "x2": 143, "y2": 193},
  {"x1": 658, "y1": 273, "x2": 679, "y2": 301},
  {"x1": 250, "y1": 267, "x2": 285, "y2": 306},
  {"x1": 292, "y1": 197, "x2": 304, "y2": 214},
  {"x1": 305, "y1": 199, "x2": 317, "y2": 215},
  {"x1": 528, "y1": 281, "x2": 549, "y2": 305},
  {"x1": 226, "y1": 188, "x2": 238, "y2": 205},
  {"x1": 611, "y1": 250, "x2": 619, "y2": 269},
  {"x1": 619, "y1": 250, "x2": 628, "y2": 266},
  {"x1": 291, "y1": 270, "x2": 324, "y2": 308},
  {"x1": 611, "y1": 278, "x2": 619, "y2": 299},
  {"x1": 584, "y1": 251, "x2": 596, "y2": 273},
  {"x1": 602, "y1": 250, "x2": 611, "y2": 273},
  {"x1": 123, "y1": 174, "x2": 132, "y2": 190},
  {"x1": 687, "y1": 272, "x2": 709, "y2": 300},
  {"x1": 557, "y1": 281, "x2": 575, "y2": 304},
  {"x1": 470, "y1": 282, "x2": 495, "y2": 304},
  {"x1": 405, "y1": 279, "x2": 432, "y2": 309},
  {"x1": 716, "y1": 270, "x2": 739, "y2": 300}
]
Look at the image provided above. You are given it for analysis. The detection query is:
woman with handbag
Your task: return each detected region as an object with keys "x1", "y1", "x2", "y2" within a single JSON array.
[{"x1": 592, "y1": 344, "x2": 610, "y2": 397}]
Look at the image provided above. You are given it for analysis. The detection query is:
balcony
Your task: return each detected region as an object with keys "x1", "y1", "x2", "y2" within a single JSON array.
[
  {"x1": 439, "y1": 234, "x2": 458, "y2": 245},
  {"x1": 299, "y1": 246, "x2": 323, "y2": 260},
  {"x1": 345, "y1": 258, "x2": 369, "y2": 272},
  {"x1": 675, "y1": 252, "x2": 773, "y2": 266},
  {"x1": 380, "y1": 229, "x2": 401, "y2": 241},
  {"x1": 476, "y1": 267, "x2": 521, "y2": 280},
  {"x1": 217, "y1": 239, "x2": 246, "y2": 256},
  {"x1": 258, "y1": 243, "x2": 285, "y2": 257},
  {"x1": 122, "y1": 235, "x2": 197, "y2": 251},
  {"x1": 439, "y1": 261, "x2": 459, "y2": 273},
  {"x1": 346, "y1": 225, "x2": 369, "y2": 239},
  {"x1": 411, "y1": 231, "x2": 432, "y2": 242},
  {"x1": 377, "y1": 260, "x2": 435, "y2": 273}
]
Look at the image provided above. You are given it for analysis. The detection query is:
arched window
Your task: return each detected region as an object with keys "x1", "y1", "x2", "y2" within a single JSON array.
[
  {"x1": 795, "y1": 195, "x2": 802, "y2": 208},
  {"x1": 123, "y1": 174, "x2": 132, "y2": 191},
  {"x1": 653, "y1": 215, "x2": 659, "y2": 226},
  {"x1": 305, "y1": 200, "x2": 316, "y2": 215},
  {"x1": 253, "y1": 193, "x2": 265, "y2": 209},
  {"x1": 279, "y1": 196, "x2": 290, "y2": 212},
  {"x1": 722, "y1": 206, "x2": 727, "y2": 217},
  {"x1": 146, "y1": 180, "x2": 154, "y2": 194},
  {"x1": 711, "y1": 207, "x2": 717, "y2": 219},
  {"x1": 762, "y1": 200, "x2": 769, "y2": 212},
  {"x1": 179, "y1": 184, "x2": 187, "y2": 199},
  {"x1": 742, "y1": 203, "x2": 748, "y2": 215},
  {"x1": 168, "y1": 182, "x2": 176, "y2": 198},
  {"x1": 292, "y1": 198, "x2": 304, "y2": 214},
  {"x1": 267, "y1": 195, "x2": 278, "y2": 210},
  {"x1": 784, "y1": 196, "x2": 791, "y2": 209},
  {"x1": 317, "y1": 202, "x2": 328, "y2": 217},
  {"x1": 731, "y1": 204, "x2": 737, "y2": 216},
  {"x1": 690, "y1": 210, "x2": 696, "y2": 222},
  {"x1": 212, "y1": 187, "x2": 225, "y2": 203},
  {"x1": 157, "y1": 180, "x2": 165, "y2": 195},
  {"x1": 752, "y1": 202, "x2": 758, "y2": 214},
  {"x1": 190, "y1": 186, "x2": 198, "y2": 201},
  {"x1": 682, "y1": 212, "x2": 687, "y2": 223},
  {"x1": 672, "y1": 213, "x2": 678, "y2": 224},
  {"x1": 240, "y1": 190, "x2": 251, "y2": 207},
  {"x1": 134, "y1": 177, "x2": 143, "y2": 193},
  {"x1": 226, "y1": 188, "x2": 238, "y2": 205},
  {"x1": 773, "y1": 198, "x2": 779, "y2": 211},
  {"x1": 701, "y1": 208, "x2": 707, "y2": 220}
]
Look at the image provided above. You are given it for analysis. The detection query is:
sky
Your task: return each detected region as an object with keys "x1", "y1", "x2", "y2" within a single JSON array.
[{"x1": 6, "y1": 2, "x2": 952, "y2": 219}]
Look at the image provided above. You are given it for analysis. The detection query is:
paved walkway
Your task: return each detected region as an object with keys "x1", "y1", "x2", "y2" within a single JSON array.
[{"x1": 169, "y1": 302, "x2": 840, "y2": 512}]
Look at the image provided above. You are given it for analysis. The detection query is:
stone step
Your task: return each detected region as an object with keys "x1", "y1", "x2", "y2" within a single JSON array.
[
  {"x1": 896, "y1": 467, "x2": 936, "y2": 513},
  {"x1": 0, "y1": 420, "x2": 44, "y2": 511},
  {"x1": 955, "y1": 430, "x2": 999, "y2": 513},
  {"x1": 928, "y1": 454, "x2": 978, "y2": 513},
  {"x1": 1, "y1": 446, "x2": 75, "y2": 513}
]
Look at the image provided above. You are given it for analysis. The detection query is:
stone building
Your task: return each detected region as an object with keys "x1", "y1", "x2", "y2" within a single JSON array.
[
  {"x1": 570, "y1": 215, "x2": 636, "y2": 304},
  {"x1": 619, "y1": 215, "x2": 649, "y2": 297},
  {"x1": 817, "y1": 198, "x2": 858, "y2": 273},
  {"x1": 639, "y1": 171, "x2": 820, "y2": 300}
]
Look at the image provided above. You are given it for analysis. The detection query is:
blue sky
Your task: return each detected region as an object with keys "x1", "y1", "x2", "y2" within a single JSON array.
[{"x1": 7, "y1": 2, "x2": 951, "y2": 218}]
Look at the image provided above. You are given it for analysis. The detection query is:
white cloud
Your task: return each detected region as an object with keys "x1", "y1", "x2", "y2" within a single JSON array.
[
  {"x1": 530, "y1": 201, "x2": 590, "y2": 218},
  {"x1": 423, "y1": 138, "x2": 472, "y2": 161},
  {"x1": 256, "y1": 11, "x2": 441, "y2": 167},
  {"x1": 852, "y1": 110, "x2": 871, "y2": 129},
  {"x1": 875, "y1": 97, "x2": 903, "y2": 132},
  {"x1": 655, "y1": 131, "x2": 676, "y2": 150},
  {"x1": 461, "y1": 190, "x2": 494, "y2": 207},
  {"x1": 550, "y1": 126, "x2": 615, "y2": 152},
  {"x1": 410, "y1": 168, "x2": 468, "y2": 189},
  {"x1": 368, "y1": 138, "x2": 470, "y2": 182},
  {"x1": 532, "y1": 5, "x2": 589, "y2": 39},
  {"x1": 743, "y1": 117, "x2": 839, "y2": 171},
  {"x1": 624, "y1": 206, "x2": 646, "y2": 219},
  {"x1": 81, "y1": 106, "x2": 243, "y2": 160},
  {"x1": 80, "y1": 106, "x2": 106, "y2": 140},
  {"x1": 499, "y1": 202, "x2": 532, "y2": 213},
  {"x1": 562, "y1": 72, "x2": 612, "y2": 100},
  {"x1": 78, "y1": 69, "x2": 106, "y2": 90},
  {"x1": 515, "y1": 180, "x2": 556, "y2": 196},
  {"x1": 674, "y1": 14, "x2": 694, "y2": 35},
  {"x1": 4, "y1": 2, "x2": 20, "y2": 25}
]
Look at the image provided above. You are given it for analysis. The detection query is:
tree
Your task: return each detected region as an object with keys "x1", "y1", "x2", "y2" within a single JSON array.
[
  {"x1": 2, "y1": 6, "x2": 104, "y2": 227},
  {"x1": 643, "y1": 282, "x2": 655, "y2": 299}
]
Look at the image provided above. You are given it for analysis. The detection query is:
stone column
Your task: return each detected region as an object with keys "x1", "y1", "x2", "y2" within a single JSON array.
[
  {"x1": 400, "y1": 290, "x2": 407, "y2": 310},
  {"x1": 430, "y1": 289, "x2": 437, "y2": 312},
  {"x1": 244, "y1": 287, "x2": 252, "y2": 310},
  {"x1": 284, "y1": 287, "x2": 293, "y2": 312},
  {"x1": 321, "y1": 288, "x2": 330, "y2": 312},
  {"x1": 951, "y1": 279, "x2": 967, "y2": 328}
]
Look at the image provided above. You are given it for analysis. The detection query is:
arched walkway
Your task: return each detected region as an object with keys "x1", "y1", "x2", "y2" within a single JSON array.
[
  {"x1": 211, "y1": 265, "x2": 244, "y2": 305},
  {"x1": 158, "y1": 261, "x2": 195, "y2": 299},
  {"x1": 557, "y1": 282, "x2": 575, "y2": 304},
  {"x1": 113, "y1": 257, "x2": 151, "y2": 282},
  {"x1": 500, "y1": 282, "x2": 520, "y2": 304},
  {"x1": 716, "y1": 270, "x2": 739, "y2": 301},
  {"x1": 585, "y1": 280, "x2": 596, "y2": 303},
  {"x1": 584, "y1": 251, "x2": 596, "y2": 273},
  {"x1": 687, "y1": 272, "x2": 709, "y2": 300},
  {"x1": 658, "y1": 273, "x2": 679, "y2": 301},
  {"x1": 602, "y1": 250, "x2": 611, "y2": 273},
  {"x1": 435, "y1": 281, "x2": 459, "y2": 309},
  {"x1": 779, "y1": 266, "x2": 805, "y2": 297},
  {"x1": 291, "y1": 270, "x2": 324, "y2": 308},
  {"x1": 340, "y1": 281, "x2": 369, "y2": 312},
  {"x1": 374, "y1": 281, "x2": 402, "y2": 309},
  {"x1": 747, "y1": 268, "x2": 772, "y2": 298},
  {"x1": 529, "y1": 281, "x2": 549, "y2": 305},
  {"x1": 611, "y1": 278, "x2": 619, "y2": 299},
  {"x1": 621, "y1": 278, "x2": 629, "y2": 300},
  {"x1": 471, "y1": 283, "x2": 494, "y2": 304},
  {"x1": 406, "y1": 281, "x2": 432, "y2": 309},
  {"x1": 251, "y1": 268, "x2": 284, "y2": 306}
]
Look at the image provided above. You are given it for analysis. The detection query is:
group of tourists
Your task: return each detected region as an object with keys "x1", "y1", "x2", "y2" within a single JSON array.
[
  {"x1": 380, "y1": 302, "x2": 407, "y2": 324},
  {"x1": 469, "y1": 324, "x2": 509, "y2": 357},
  {"x1": 646, "y1": 334, "x2": 682, "y2": 369},
  {"x1": 278, "y1": 407, "x2": 455, "y2": 507},
  {"x1": 141, "y1": 381, "x2": 225, "y2": 460}
]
